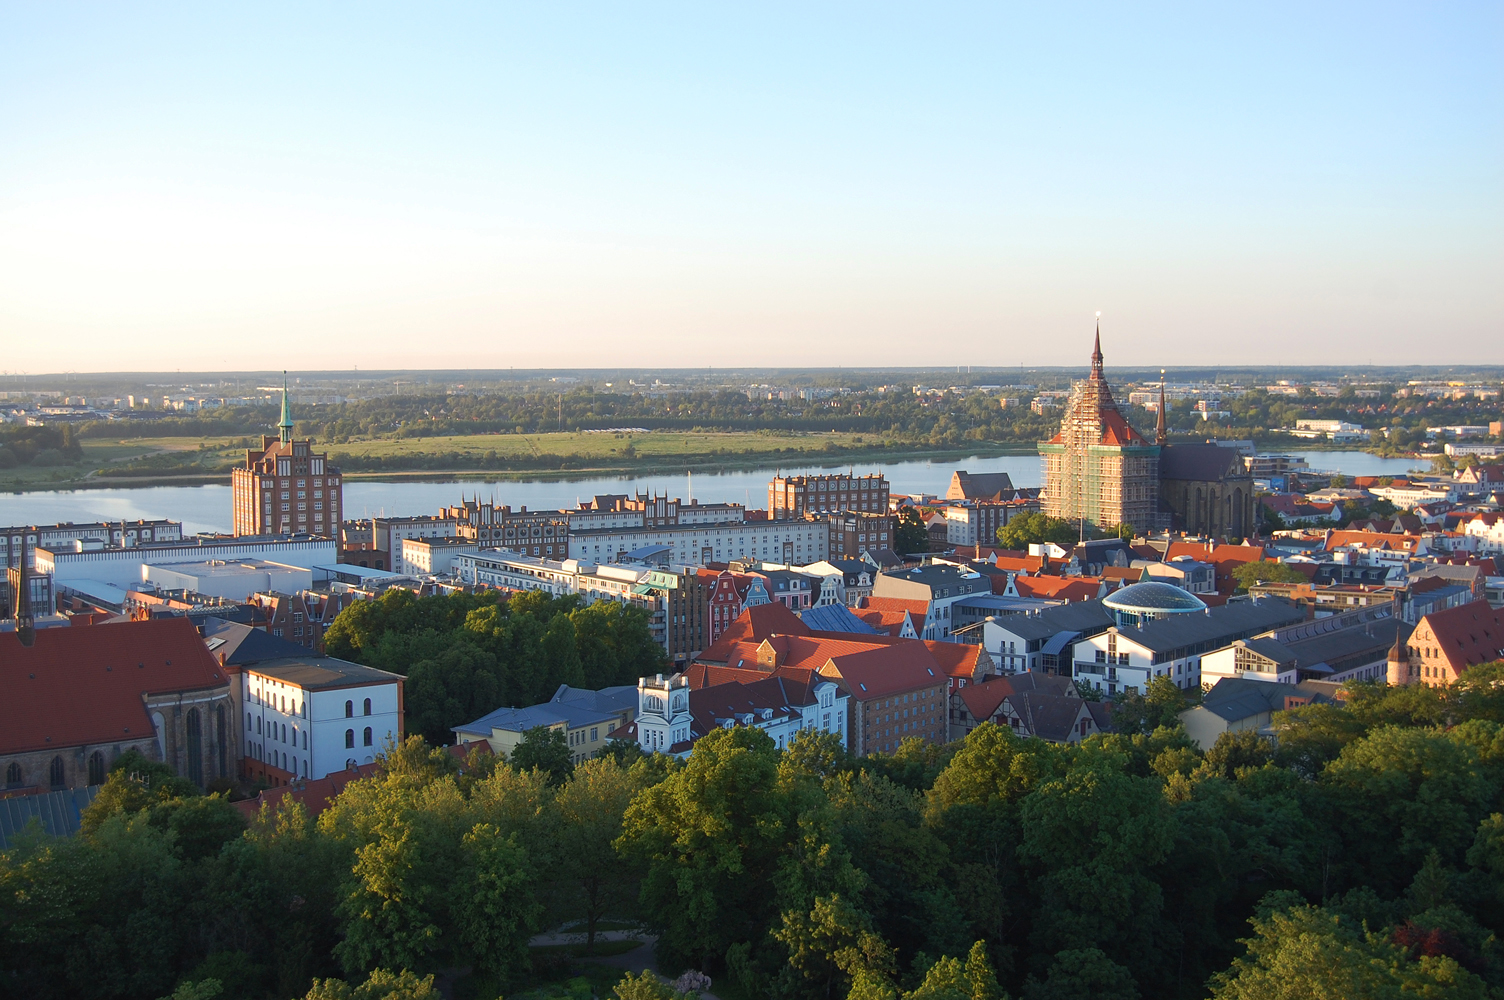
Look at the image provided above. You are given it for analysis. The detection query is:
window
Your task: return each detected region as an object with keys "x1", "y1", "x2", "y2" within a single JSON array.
[
  {"x1": 346, "y1": 700, "x2": 354, "y2": 718},
  {"x1": 346, "y1": 729, "x2": 355, "y2": 749},
  {"x1": 364, "y1": 728, "x2": 373, "y2": 747},
  {"x1": 49, "y1": 755, "x2": 65, "y2": 789},
  {"x1": 186, "y1": 708, "x2": 203, "y2": 786},
  {"x1": 363, "y1": 698, "x2": 372, "y2": 716},
  {"x1": 6, "y1": 762, "x2": 21, "y2": 787},
  {"x1": 88, "y1": 751, "x2": 105, "y2": 786},
  {"x1": 217, "y1": 705, "x2": 227, "y2": 779}
]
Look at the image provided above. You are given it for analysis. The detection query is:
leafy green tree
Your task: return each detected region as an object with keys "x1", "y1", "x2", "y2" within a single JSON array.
[
  {"x1": 454, "y1": 825, "x2": 540, "y2": 977},
  {"x1": 996, "y1": 513, "x2": 1078, "y2": 551},
  {"x1": 302, "y1": 969, "x2": 442, "y2": 1000},
  {"x1": 1207, "y1": 902, "x2": 1490, "y2": 1000},
  {"x1": 404, "y1": 644, "x2": 501, "y2": 745},
  {"x1": 783, "y1": 729, "x2": 856, "y2": 782},
  {"x1": 1109, "y1": 677, "x2": 1188, "y2": 736},
  {"x1": 1230, "y1": 561, "x2": 1307, "y2": 593},
  {"x1": 617, "y1": 726, "x2": 792, "y2": 972},
  {"x1": 551, "y1": 756, "x2": 656, "y2": 950},
  {"x1": 897, "y1": 507, "x2": 930, "y2": 554},
  {"x1": 510, "y1": 725, "x2": 574, "y2": 786},
  {"x1": 1022, "y1": 948, "x2": 1137, "y2": 1000},
  {"x1": 613, "y1": 971, "x2": 681, "y2": 1000},
  {"x1": 1196, "y1": 731, "x2": 1274, "y2": 782}
]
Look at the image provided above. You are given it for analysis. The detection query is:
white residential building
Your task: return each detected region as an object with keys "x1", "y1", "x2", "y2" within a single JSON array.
[
  {"x1": 630, "y1": 671, "x2": 849, "y2": 758},
  {"x1": 234, "y1": 656, "x2": 405, "y2": 781},
  {"x1": 1367, "y1": 482, "x2": 1460, "y2": 508},
  {"x1": 1464, "y1": 517, "x2": 1504, "y2": 555},
  {"x1": 400, "y1": 536, "x2": 480, "y2": 576},
  {"x1": 567, "y1": 518, "x2": 829, "y2": 566},
  {"x1": 36, "y1": 537, "x2": 338, "y2": 589}
]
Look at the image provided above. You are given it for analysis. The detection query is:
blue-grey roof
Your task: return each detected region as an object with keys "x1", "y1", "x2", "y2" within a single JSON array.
[
  {"x1": 455, "y1": 686, "x2": 636, "y2": 738},
  {"x1": 0, "y1": 786, "x2": 100, "y2": 848},
  {"x1": 990, "y1": 600, "x2": 1116, "y2": 642},
  {"x1": 1104, "y1": 581, "x2": 1208, "y2": 613},
  {"x1": 800, "y1": 604, "x2": 881, "y2": 634},
  {"x1": 1113, "y1": 598, "x2": 1305, "y2": 655}
]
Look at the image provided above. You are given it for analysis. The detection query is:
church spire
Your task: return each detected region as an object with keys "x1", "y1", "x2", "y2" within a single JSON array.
[
  {"x1": 1156, "y1": 369, "x2": 1168, "y2": 446},
  {"x1": 279, "y1": 371, "x2": 294, "y2": 444},
  {"x1": 11, "y1": 536, "x2": 34, "y2": 647},
  {"x1": 1090, "y1": 313, "x2": 1104, "y2": 377}
]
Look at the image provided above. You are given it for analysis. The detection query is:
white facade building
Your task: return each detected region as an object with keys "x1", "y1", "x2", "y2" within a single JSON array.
[
  {"x1": 400, "y1": 537, "x2": 480, "y2": 576},
  {"x1": 236, "y1": 657, "x2": 405, "y2": 781},
  {"x1": 36, "y1": 537, "x2": 338, "y2": 589},
  {"x1": 632, "y1": 671, "x2": 849, "y2": 758},
  {"x1": 567, "y1": 519, "x2": 829, "y2": 566}
]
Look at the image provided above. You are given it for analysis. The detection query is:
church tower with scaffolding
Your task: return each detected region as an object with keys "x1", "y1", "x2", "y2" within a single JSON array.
[{"x1": 1037, "y1": 323, "x2": 1162, "y2": 535}]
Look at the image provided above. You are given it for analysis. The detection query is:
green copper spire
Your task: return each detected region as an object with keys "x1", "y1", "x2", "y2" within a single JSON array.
[{"x1": 279, "y1": 371, "x2": 294, "y2": 443}]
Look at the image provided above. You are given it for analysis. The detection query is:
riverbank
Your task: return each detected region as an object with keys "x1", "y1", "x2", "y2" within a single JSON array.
[{"x1": 2, "y1": 433, "x2": 1038, "y2": 494}]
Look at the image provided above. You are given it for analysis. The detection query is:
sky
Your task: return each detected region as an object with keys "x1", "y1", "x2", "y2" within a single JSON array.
[{"x1": 0, "y1": 3, "x2": 1500, "y2": 372}]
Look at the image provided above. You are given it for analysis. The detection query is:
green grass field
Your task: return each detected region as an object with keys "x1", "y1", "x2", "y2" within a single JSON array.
[{"x1": 2, "y1": 429, "x2": 1023, "y2": 491}]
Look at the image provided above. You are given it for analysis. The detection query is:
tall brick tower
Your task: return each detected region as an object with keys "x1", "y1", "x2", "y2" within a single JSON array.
[{"x1": 232, "y1": 374, "x2": 342, "y2": 537}]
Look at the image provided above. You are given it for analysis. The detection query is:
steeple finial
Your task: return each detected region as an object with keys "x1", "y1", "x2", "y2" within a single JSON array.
[
  {"x1": 279, "y1": 371, "x2": 294, "y2": 444},
  {"x1": 1090, "y1": 312, "x2": 1104, "y2": 377},
  {"x1": 1156, "y1": 368, "x2": 1168, "y2": 446},
  {"x1": 12, "y1": 536, "x2": 34, "y2": 647}
]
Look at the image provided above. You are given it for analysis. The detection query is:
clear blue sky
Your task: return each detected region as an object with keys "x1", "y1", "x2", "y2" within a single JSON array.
[{"x1": 1, "y1": 3, "x2": 1499, "y2": 371}]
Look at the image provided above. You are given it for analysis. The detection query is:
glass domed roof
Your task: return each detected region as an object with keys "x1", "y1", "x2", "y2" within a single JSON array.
[{"x1": 1103, "y1": 581, "x2": 1208, "y2": 613}]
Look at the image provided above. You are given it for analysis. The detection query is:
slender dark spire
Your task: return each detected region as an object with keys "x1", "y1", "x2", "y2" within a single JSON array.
[
  {"x1": 278, "y1": 371, "x2": 294, "y2": 444},
  {"x1": 12, "y1": 537, "x2": 34, "y2": 647},
  {"x1": 1155, "y1": 369, "x2": 1168, "y2": 446},
  {"x1": 1090, "y1": 314, "x2": 1104, "y2": 377}
]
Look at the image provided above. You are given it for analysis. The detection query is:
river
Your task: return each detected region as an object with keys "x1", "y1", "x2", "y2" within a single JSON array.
[{"x1": 0, "y1": 450, "x2": 1429, "y2": 536}]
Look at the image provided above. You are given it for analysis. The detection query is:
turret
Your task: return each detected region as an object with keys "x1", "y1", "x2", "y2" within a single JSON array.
[{"x1": 278, "y1": 371, "x2": 294, "y2": 444}]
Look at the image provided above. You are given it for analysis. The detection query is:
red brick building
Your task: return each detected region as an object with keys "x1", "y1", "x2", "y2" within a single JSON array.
[{"x1": 232, "y1": 379, "x2": 342, "y2": 537}]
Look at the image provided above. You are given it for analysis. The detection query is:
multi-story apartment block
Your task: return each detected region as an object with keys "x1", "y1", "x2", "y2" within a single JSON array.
[
  {"x1": 2, "y1": 519, "x2": 183, "y2": 571},
  {"x1": 443, "y1": 499, "x2": 570, "y2": 558},
  {"x1": 942, "y1": 500, "x2": 1038, "y2": 549},
  {"x1": 570, "y1": 494, "x2": 745, "y2": 531},
  {"x1": 830, "y1": 510, "x2": 896, "y2": 559},
  {"x1": 248, "y1": 590, "x2": 355, "y2": 653},
  {"x1": 567, "y1": 517, "x2": 829, "y2": 566},
  {"x1": 231, "y1": 383, "x2": 342, "y2": 538},
  {"x1": 769, "y1": 472, "x2": 890, "y2": 518},
  {"x1": 370, "y1": 515, "x2": 461, "y2": 570}
]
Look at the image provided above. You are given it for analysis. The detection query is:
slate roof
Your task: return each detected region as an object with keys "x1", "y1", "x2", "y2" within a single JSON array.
[
  {"x1": 1196, "y1": 676, "x2": 1345, "y2": 724},
  {"x1": 1159, "y1": 443, "x2": 1248, "y2": 482},
  {"x1": 0, "y1": 617, "x2": 229, "y2": 756},
  {"x1": 989, "y1": 600, "x2": 1115, "y2": 641},
  {"x1": 1111, "y1": 598, "x2": 1305, "y2": 654},
  {"x1": 949, "y1": 471, "x2": 1016, "y2": 500},
  {"x1": 0, "y1": 786, "x2": 101, "y2": 848},
  {"x1": 800, "y1": 603, "x2": 882, "y2": 634},
  {"x1": 199, "y1": 616, "x2": 309, "y2": 664}
]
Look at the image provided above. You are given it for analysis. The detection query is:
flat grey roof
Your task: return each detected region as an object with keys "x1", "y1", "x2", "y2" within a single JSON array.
[{"x1": 248, "y1": 656, "x2": 405, "y2": 690}]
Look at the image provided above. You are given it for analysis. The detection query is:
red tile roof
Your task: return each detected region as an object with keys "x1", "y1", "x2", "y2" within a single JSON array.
[
  {"x1": 922, "y1": 640, "x2": 988, "y2": 680},
  {"x1": 816, "y1": 641, "x2": 944, "y2": 701},
  {"x1": 0, "y1": 617, "x2": 228, "y2": 756},
  {"x1": 697, "y1": 601, "x2": 811, "y2": 662},
  {"x1": 860, "y1": 596, "x2": 930, "y2": 616},
  {"x1": 1417, "y1": 599, "x2": 1504, "y2": 675},
  {"x1": 1013, "y1": 576, "x2": 1101, "y2": 602}
]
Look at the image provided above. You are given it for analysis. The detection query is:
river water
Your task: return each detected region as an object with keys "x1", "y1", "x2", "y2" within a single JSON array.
[{"x1": 0, "y1": 450, "x2": 1428, "y2": 536}]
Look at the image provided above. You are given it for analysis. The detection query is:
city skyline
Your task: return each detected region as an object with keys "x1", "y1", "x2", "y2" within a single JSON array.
[{"x1": 1, "y1": 3, "x2": 1500, "y2": 371}]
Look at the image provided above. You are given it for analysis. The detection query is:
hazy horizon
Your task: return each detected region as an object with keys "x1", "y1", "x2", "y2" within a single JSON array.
[{"x1": 2, "y1": 3, "x2": 1500, "y2": 371}]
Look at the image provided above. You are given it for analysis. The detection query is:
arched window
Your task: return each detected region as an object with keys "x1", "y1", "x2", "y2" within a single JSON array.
[
  {"x1": 186, "y1": 708, "x2": 203, "y2": 786},
  {"x1": 363, "y1": 698, "x2": 372, "y2": 716},
  {"x1": 5, "y1": 762, "x2": 21, "y2": 787},
  {"x1": 216, "y1": 705, "x2": 227, "y2": 779},
  {"x1": 87, "y1": 751, "x2": 105, "y2": 786},
  {"x1": 49, "y1": 756, "x2": 65, "y2": 789},
  {"x1": 345, "y1": 729, "x2": 355, "y2": 749},
  {"x1": 363, "y1": 727, "x2": 373, "y2": 747},
  {"x1": 345, "y1": 700, "x2": 353, "y2": 718}
]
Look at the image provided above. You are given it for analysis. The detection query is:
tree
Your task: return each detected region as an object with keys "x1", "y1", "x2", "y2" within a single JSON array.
[
  {"x1": 617, "y1": 726, "x2": 792, "y2": 972},
  {"x1": 1207, "y1": 902, "x2": 1490, "y2": 1000},
  {"x1": 1108, "y1": 676, "x2": 1188, "y2": 736},
  {"x1": 302, "y1": 969, "x2": 442, "y2": 1000},
  {"x1": 1022, "y1": 948, "x2": 1138, "y2": 1000},
  {"x1": 897, "y1": 507, "x2": 929, "y2": 554},
  {"x1": 552, "y1": 756, "x2": 654, "y2": 951},
  {"x1": 1230, "y1": 561, "x2": 1307, "y2": 593},
  {"x1": 996, "y1": 513, "x2": 1078, "y2": 551},
  {"x1": 510, "y1": 725, "x2": 574, "y2": 785},
  {"x1": 404, "y1": 644, "x2": 501, "y2": 745}
]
